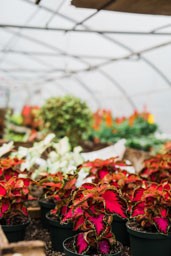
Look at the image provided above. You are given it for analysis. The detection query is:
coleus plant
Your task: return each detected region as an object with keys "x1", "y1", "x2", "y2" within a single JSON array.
[
  {"x1": 80, "y1": 157, "x2": 130, "y2": 183},
  {"x1": 80, "y1": 158, "x2": 142, "y2": 211},
  {"x1": 37, "y1": 172, "x2": 78, "y2": 219},
  {"x1": 140, "y1": 152, "x2": 171, "y2": 183},
  {"x1": 0, "y1": 158, "x2": 31, "y2": 225},
  {"x1": 61, "y1": 182, "x2": 128, "y2": 255},
  {"x1": 100, "y1": 171, "x2": 144, "y2": 204},
  {"x1": 130, "y1": 182, "x2": 171, "y2": 234}
]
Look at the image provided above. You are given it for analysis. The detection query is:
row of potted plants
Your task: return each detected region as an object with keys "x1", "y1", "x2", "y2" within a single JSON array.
[
  {"x1": 39, "y1": 155, "x2": 171, "y2": 256},
  {"x1": 0, "y1": 146, "x2": 171, "y2": 255},
  {"x1": 3, "y1": 95, "x2": 170, "y2": 154}
]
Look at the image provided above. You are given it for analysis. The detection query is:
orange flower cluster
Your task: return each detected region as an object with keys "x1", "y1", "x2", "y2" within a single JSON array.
[
  {"x1": 93, "y1": 109, "x2": 113, "y2": 131},
  {"x1": 128, "y1": 110, "x2": 154, "y2": 126}
]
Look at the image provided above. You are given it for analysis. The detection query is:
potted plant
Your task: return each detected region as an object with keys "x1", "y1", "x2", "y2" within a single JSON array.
[
  {"x1": 0, "y1": 158, "x2": 31, "y2": 242},
  {"x1": 101, "y1": 170, "x2": 144, "y2": 247},
  {"x1": 44, "y1": 172, "x2": 78, "y2": 251},
  {"x1": 127, "y1": 182, "x2": 171, "y2": 256},
  {"x1": 61, "y1": 182, "x2": 127, "y2": 255},
  {"x1": 140, "y1": 152, "x2": 171, "y2": 183},
  {"x1": 36, "y1": 172, "x2": 63, "y2": 227},
  {"x1": 80, "y1": 158, "x2": 141, "y2": 246}
]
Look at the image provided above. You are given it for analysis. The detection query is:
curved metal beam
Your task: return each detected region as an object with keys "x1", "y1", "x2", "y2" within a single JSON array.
[
  {"x1": 45, "y1": 0, "x2": 69, "y2": 27},
  {"x1": 14, "y1": 0, "x2": 171, "y2": 96},
  {"x1": 2, "y1": 28, "x2": 89, "y2": 66},
  {"x1": 0, "y1": 8, "x2": 40, "y2": 65},
  {"x1": 4, "y1": 0, "x2": 171, "y2": 108},
  {"x1": 19, "y1": 0, "x2": 171, "y2": 90},
  {"x1": 99, "y1": 69, "x2": 136, "y2": 110},
  {"x1": 2, "y1": 24, "x2": 171, "y2": 36},
  {"x1": 142, "y1": 57, "x2": 171, "y2": 87}
]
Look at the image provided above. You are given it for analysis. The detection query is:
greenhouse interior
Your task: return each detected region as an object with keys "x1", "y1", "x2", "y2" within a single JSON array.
[{"x1": 0, "y1": 0, "x2": 171, "y2": 256}]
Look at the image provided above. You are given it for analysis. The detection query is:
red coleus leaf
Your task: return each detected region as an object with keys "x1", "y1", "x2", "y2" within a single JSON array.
[
  {"x1": 74, "y1": 233, "x2": 89, "y2": 254},
  {"x1": 162, "y1": 183, "x2": 171, "y2": 191},
  {"x1": 61, "y1": 206, "x2": 68, "y2": 216},
  {"x1": 21, "y1": 206, "x2": 28, "y2": 216},
  {"x1": 97, "y1": 168, "x2": 109, "y2": 180},
  {"x1": 52, "y1": 194, "x2": 60, "y2": 201},
  {"x1": 132, "y1": 202, "x2": 145, "y2": 217},
  {"x1": 6, "y1": 177, "x2": 17, "y2": 187},
  {"x1": 2, "y1": 201, "x2": 10, "y2": 214},
  {"x1": 0, "y1": 184, "x2": 6, "y2": 196},
  {"x1": 11, "y1": 189, "x2": 22, "y2": 197},
  {"x1": 0, "y1": 158, "x2": 22, "y2": 170},
  {"x1": 159, "y1": 208, "x2": 167, "y2": 218},
  {"x1": 102, "y1": 189, "x2": 127, "y2": 219},
  {"x1": 81, "y1": 183, "x2": 96, "y2": 190},
  {"x1": 61, "y1": 208, "x2": 73, "y2": 223},
  {"x1": 22, "y1": 178, "x2": 31, "y2": 187},
  {"x1": 62, "y1": 207, "x2": 83, "y2": 223},
  {"x1": 88, "y1": 214, "x2": 105, "y2": 236},
  {"x1": 132, "y1": 188, "x2": 145, "y2": 202},
  {"x1": 64, "y1": 177, "x2": 77, "y2": 190},
  {"x1": 97, "y1": 239, "x2": 111, "y2": 254},
  {"x1": 89, "y1": 204, "x2": 99, "y2": 215},
  {"x1": 153, "y1": 217, "x2": 169, "y2": 234},
  {"x1": 74, "y1": 215, "x2": 85, "y2": 231}
]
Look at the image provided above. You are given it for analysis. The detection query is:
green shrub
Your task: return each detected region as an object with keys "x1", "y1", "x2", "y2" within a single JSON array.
[{"x1": 40, "y1": 95, "x2": 92, "y2": 146}]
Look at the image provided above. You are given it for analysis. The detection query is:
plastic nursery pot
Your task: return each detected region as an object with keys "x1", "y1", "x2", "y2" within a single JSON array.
[
  {"x1": 126, "y1": 222, "x2": 171, "y2": 256},
  {"x1": 112, "y1": 216, "x2": 130, "y2": 246},
  {"x1": 46, "y1": 213, "x2": 77, "y2": 252},
  {"x1": 39, "y1": 200, "x2": 55, "y2": 228},
  {"x1": 63, "y1": 236, "x2": 122, "y2": 256},
  {"x1": 2, "y1": 220, "x2": 30, "y2": 243}
]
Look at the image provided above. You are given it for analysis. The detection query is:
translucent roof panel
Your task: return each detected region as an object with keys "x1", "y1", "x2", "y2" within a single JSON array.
[{"x1": 0, "y1": 0, "x2": 171, "y2": 133}]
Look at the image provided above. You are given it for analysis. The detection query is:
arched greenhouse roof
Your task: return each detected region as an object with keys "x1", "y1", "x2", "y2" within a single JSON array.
[{"x1": 0, "y1": 0, "x2": 171, "y2": 132}]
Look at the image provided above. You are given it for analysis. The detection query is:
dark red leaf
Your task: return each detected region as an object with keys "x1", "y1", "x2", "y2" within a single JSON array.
[
  {"x1": 0, "y1": 184, "x2": 6, "y2": 196},
  {"x1": 132, "y1": 202, "x2": 145, "y2": 217},
  {"x1": 75, "y1": 233, "x2": 89, "y2": 254},
  {"x1": 88, "y1": 214, "x2": 105, "y2": 236},
  {"x1": 74, "y1": 216, "x2": 85, "y2": 231},
  {"x1": 132, "y1": 188, "x2": 145, "y2": 202},
  {"x1": 97, "y1": 168, "x2": 109, "y2": 179},
  {"x1": 81, "y1": 183, "x2": 96, "y2": 190},
  {"x1": 97, "y1": 239, "x2": 111, "y2": 254},
  {"x1": 153, "y1": 217, "x2": 169, "y2": 234},
  {"x1": 102, "y1": 189, "x2": 127, "y2": 218}
]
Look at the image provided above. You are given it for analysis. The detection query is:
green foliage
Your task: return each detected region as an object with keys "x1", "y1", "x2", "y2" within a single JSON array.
[
  {"x1": 90, "y1": 115, "x2": 161, "y2": 152},
  {"x1": 126, "y1": 135, "x2": 164, "y2": 152},
  {"x1": 9, "y1": 113, "x2": 23, "y2": 125},
  {"x1": 91, "y1": 117, "x2": 158, "y2": 144},
  {"x1": 3, "y1": 110, "x2": 26, "y2": 142},
  {"x1": 40, "y1": 96, "x2": 92, "y2": 146}
]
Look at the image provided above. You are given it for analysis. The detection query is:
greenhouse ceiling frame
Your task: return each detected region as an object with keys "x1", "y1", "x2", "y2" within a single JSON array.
[{"x1": 0, "y1": 0, "x2": 171, "y2": 110}]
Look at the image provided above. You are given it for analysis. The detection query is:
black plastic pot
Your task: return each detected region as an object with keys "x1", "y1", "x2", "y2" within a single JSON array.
[
  {"x1": 46, "y1": 213, "x2": 76, "y2": 252},
  {"x1": 112, "y1": 216, "x2": 130, "y2": 246},
  {"x1": 2, "y1": 220, "x2": 30, "y2": 243},
  {"x1": 63, "y1": 236, "x2": 122, "y2": 256},
  {"x1": 39, "y1": 200, "x2": 55, "y2": 228},
  {"x1": 127, "y1": 222, "x2": 171, "y2": 256}
]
